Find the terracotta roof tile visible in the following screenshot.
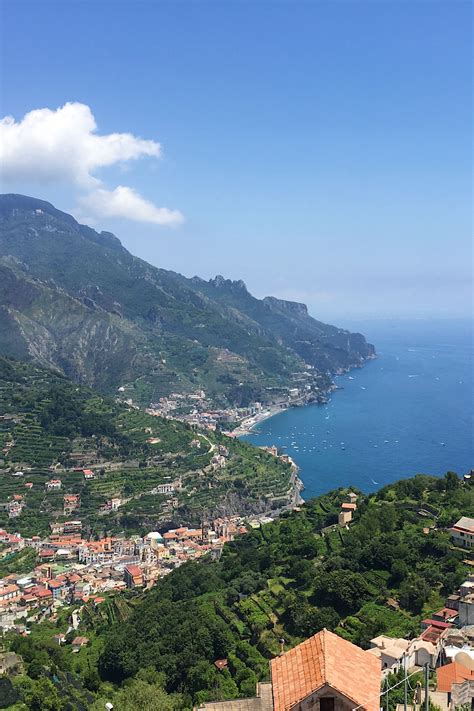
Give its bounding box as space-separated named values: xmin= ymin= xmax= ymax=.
xmin=437 ymin=662 xmax=474 ymax=692
xmin=270 ymin=629 xmax=381 ymax=711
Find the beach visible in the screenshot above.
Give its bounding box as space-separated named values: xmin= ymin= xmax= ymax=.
xmin=230 ymin=404 xmax=289 ymax=437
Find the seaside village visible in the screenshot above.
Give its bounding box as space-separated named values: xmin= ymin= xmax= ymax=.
xmin=137 ymin=379 xmax=327 ymax=434
xmin=0 ymin=482 xmax=473 ymax=709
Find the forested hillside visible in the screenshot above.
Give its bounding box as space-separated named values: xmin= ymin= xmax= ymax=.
xmin=3 ymin=473 xmax=472 ymax=709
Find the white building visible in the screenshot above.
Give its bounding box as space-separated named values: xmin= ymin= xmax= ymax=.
xmin=450 ymin=517 xmax=474 ymax=548
xmin=368 ymin=635 xmax=435 ymax=676
xmin=155 ymin=483 xmax=175 ymax=495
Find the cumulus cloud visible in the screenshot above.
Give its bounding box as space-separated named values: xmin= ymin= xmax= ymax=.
xmin=0 ymin=102 xmax=183 ymax=226
xmin=77 ymin=186 xmax=184 ymax=226
xmin=0 ymin=102 xmax=161 ymax=187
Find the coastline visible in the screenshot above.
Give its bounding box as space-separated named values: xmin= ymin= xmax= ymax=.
xmin=231 ymin=404 xmax=289 ymax=437
xmin=232 ymin=357 xmax=376 ymax=438
xmin=237 ymin=324 xmax=473 ymax=498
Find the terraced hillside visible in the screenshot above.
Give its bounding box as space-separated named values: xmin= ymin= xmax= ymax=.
xmin=58 ymin=474 xmax=474 ymax=708
xmin=0 ymin=358 xmax=296 ymax=536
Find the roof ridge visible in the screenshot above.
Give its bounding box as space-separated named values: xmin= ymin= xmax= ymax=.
xmin=321 ymin=627 xmax=327 ymax=681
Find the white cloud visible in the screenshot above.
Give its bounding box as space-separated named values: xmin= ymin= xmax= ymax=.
xmin=77 ymin=186 xmax=184 ymax=226
xmin=0 ymin=102 xmax=161 ymax=187
xmin=0 ymin=102 xmax=183 ymax=226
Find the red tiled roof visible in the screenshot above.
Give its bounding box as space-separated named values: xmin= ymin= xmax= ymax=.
xmin=437 ymin=662 xmax=474 ymax=692
xmin=433 ymin=608 xmax=458 ymax=619
xmin=270 ymin=629 xmax=381 ymax=711
xmin=420 ymin=626 xmax=442 ymax=644
xmin=72 ymin=636 xmax=89 ymax=646
xmin=422 ymin=619 xmax=452 ymax=629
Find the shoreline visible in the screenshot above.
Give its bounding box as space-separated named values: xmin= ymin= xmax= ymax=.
xmin=231 ymin=404 xmax=290 ymax=437
xmin=232 ymin=359 xmax=375 ymax=438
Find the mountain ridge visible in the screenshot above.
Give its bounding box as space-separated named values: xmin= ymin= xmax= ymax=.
xmin=0 ymin=194 xmax=375 ymax=407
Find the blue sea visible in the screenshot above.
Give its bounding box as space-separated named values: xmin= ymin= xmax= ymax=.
xmin=241 ymin=319 xmax=473 ymax=498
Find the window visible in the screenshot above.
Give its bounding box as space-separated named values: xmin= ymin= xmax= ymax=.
xmin=320 ymin=697 xmax=335 ymax=711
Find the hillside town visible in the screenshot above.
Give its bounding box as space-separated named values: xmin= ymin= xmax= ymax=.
xmin=0 ymin=491 xmax=473 ymax=711
xmin=0 ymin=514 xmax=262 ymax=633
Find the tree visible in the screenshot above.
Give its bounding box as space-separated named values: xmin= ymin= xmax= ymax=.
xmin=313 ymin=570 xmax=372 ymax=615
xmin=84 ymin=668 xmax=101 ymax=692
xmin=399 ymin=574 xmax=430 ymax=614
xmin=390 ymin=559 xmax=408 ymax=585
xmin=27 ymin=659 xmax=45 ymax=680
xmin=289 ymin=559 xmax=315 ymax=587
xmin=92 ymin=680 xmax=184 ymax=711
xmin=445 ymin=471 xmax=460 ymax=492
xmin=22 ymin=678 xmax=64 ymax=711
xmin=380 ymin=506 xmax=397 ymax=533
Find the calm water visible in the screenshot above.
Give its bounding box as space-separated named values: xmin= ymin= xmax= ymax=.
xmin=242 ymin=320 xmax=473 ymax=498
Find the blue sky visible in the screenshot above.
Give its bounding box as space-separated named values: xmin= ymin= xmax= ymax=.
xmin=1 ymin=0 xmax=472 ymax=321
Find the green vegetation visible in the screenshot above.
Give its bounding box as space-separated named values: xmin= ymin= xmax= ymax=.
xmin=0 ymin=357 xmax=295 ymax=537
xmin=0 ymin=194 xmax=373 ymax=407
xmin=0 ymin=548 xmax=37 ymax=578
xmin=2 ymin=473 xmax=471 ymax=709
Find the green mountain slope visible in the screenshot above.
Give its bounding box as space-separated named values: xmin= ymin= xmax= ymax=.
xmin=184 ymin=275 xmax=372 ymax=373
xmin=0 ymin=357 xmax=297 ymax=536
xmin=0 ymin=194 xmax=374 ymax=407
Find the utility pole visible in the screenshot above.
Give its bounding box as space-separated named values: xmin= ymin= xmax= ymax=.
xmin=424 ymin=663 xmax=429 ymax=711
xmin=403 ymin=653 xmax=408 ymax=711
